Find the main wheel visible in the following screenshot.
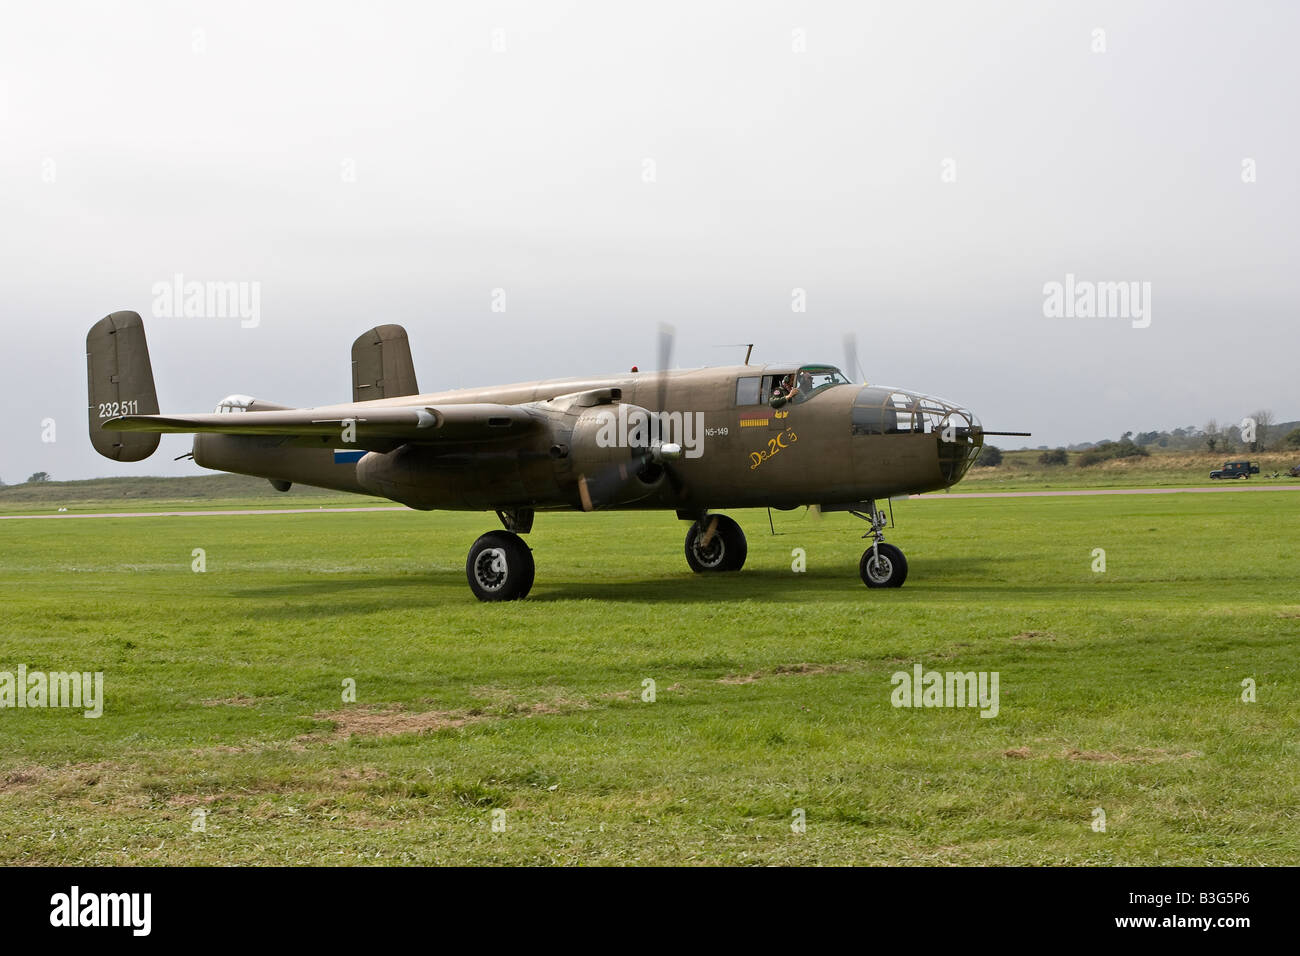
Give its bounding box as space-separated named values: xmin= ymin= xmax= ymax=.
xmin=860 ymin=543 xmax=908 ymax=588
xmin=466 ymin=531 xmax=535 ymax=601
xmin=685 ymin=515 xmax=747 ymax=572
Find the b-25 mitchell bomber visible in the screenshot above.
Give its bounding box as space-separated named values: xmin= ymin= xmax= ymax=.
xmin=88 ymin=312 xmax=1024 ymax=601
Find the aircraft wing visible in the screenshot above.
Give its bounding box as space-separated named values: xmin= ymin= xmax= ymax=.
xmin=102 ymin=403 xmax=537 ymax=446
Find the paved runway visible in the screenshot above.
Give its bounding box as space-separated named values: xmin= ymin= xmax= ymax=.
xmin=0 ymin=506 xmax=407 ymax=521
xmin=911 ymin=484 xmax=1300 ymax=500
xmin=1 ymin=484 xmax=1297 ymax=520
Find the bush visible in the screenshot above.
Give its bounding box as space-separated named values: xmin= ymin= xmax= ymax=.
xmin=975 ymin=444 xmax=1002 ymax=467
xmin=1285 ymin=428 xmax=1300 ymax=449
xmin=1076 ymin=440 xmax=1149 ymax=467
xmin=1076 ymin=449 xmax=1105 ymax=467
xmin=1112 ymin=439 xmax=1150 ymax=459
xmin=1039 ymin=448 xmax=1068 ymax=466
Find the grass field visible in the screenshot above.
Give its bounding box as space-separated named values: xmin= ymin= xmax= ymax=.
xmin=1 ymin=488 xmax=1298 ymax=865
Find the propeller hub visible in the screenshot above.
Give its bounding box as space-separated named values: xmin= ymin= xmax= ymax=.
xmin=653 ymin=442 xmax=683 ymax=462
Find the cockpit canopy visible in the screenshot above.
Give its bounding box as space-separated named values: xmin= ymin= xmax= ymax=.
xmin=214 ymin=394 xmax=256 ymax=413
xmin=737 ymin=365 xmax=853 ymax=408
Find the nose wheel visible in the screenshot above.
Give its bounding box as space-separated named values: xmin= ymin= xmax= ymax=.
xmin=860 ymin=542 xmax=907 ymax=588
xmin=852 ymin=501 xmax=908 ymax=589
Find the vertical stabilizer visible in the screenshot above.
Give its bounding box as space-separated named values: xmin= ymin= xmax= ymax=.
xmin=351 ymin=324 xmax=419 ymax=402
xmin=86 ymin=311 xmax=161 ymax=461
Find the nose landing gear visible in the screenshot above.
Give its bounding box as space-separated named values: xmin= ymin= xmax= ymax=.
xmin=852 ymin=500 xmax=908 ymax=588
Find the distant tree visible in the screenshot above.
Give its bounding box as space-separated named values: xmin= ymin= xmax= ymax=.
xmin=27 ymin=472 xmax=51 ymax=483
xmin=1135 ymin=431 xmax=1162 ymax=446
xmin=975 ymin=444 xmax=1003 ymax=467
xmin=1039 ymin=448 xmax=1068 ymax=466
xmin=1284 ymin=427 xmax=1300 ymax=449
xmin=1204 ymin=419 xmax=1219 ymax=453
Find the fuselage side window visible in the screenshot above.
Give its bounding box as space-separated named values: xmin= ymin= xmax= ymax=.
xmin=735 ymin=376 xmax=761 ymax=406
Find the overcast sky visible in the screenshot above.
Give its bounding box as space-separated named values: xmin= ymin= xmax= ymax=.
xmin=3 ymin=0 xmax=1297 ymax=482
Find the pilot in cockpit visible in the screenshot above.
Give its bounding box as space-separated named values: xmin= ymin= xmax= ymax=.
xmin=769 ymin=374 xmax=799 ymax=408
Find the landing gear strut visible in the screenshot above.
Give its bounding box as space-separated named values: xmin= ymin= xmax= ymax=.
xmin=853 ymin=500 xmax=908 ymax=588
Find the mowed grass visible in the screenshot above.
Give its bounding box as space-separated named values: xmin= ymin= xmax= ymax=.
xmin=0 ymin=491 xmax=1297 ymax=865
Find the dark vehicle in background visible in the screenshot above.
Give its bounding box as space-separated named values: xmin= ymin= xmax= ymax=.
xmin=1210 ymin=460 xmax=1260 ymax=479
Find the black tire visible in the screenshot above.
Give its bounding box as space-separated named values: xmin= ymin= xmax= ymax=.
xmin=465 ymin=531 xmax=535 ymax=601
xmin=860 ymin=543 xmax=908 ymax=588
xmin=685 ymin=515 xmax=747 ymax=572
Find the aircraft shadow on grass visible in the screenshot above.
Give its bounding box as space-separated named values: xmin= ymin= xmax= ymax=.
xmin=229 ymin=555 xmax=1037 ymax=610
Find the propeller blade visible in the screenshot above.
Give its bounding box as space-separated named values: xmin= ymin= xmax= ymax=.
xmin=657 ymin=323 xmax=674 ymax=374
xmin=655 ymin=322 xmax=675 ymax=416
xmin=843 ymin=333 xmax=865 ymax=384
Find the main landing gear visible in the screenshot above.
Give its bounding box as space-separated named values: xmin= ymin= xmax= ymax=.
xmin=465 ymin=509 xmax=536 ymax=602
xmin=684 ymin=514 xmax=748 ymax=572
xmin=853 ymin=500 xmax=908 ymax=589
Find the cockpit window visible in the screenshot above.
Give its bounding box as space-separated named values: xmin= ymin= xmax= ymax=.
xmin=798 ymin=366 xmax=851 ymax=397
xmin=765 ymin=366 xmax=850 ymax=407
xmin=214 ymin=394 xmax=255 ymax=413
xmin=735 ymin=376 xmax=761 ymax=406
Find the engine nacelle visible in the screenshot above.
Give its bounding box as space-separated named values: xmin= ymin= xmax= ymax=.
xmin=561 ymin=403 xmax=667 ymax=510
xmin=353 ymin=391 xmax=673 ymax=512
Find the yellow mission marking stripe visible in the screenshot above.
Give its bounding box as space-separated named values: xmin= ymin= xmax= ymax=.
xmin=739 ymin=418 xmax=770 ymax=427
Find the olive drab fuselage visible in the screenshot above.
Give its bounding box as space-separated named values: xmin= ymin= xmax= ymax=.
xmin=192 ymin=364 xmax=984 ymax=512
